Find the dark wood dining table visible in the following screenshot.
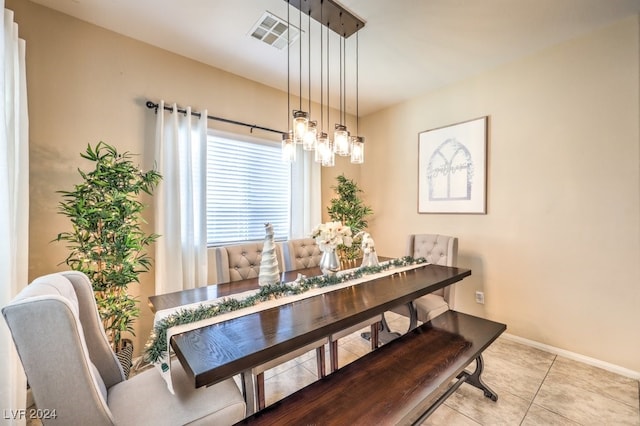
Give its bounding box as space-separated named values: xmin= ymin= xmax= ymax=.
xmin=148 ymin=261 xmax=471 ymax=413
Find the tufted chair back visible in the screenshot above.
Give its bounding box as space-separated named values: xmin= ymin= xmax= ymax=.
xmin=213 ymin=242 xmax=283 ymax=283
xmin=282 ymin=238 xmax=322 ymax=271
xmin=406 ymin=234 xmax=458 ymax=306
xmin=3 ymin=271 xmax=125 ymax=425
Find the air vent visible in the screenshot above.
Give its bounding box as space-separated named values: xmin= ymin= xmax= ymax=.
xmin=249 ymin=11 xmax=300 ymax=50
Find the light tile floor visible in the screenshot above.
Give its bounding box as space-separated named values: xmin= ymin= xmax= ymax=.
xmin=257 ymin=312 xmax=640 ymax=425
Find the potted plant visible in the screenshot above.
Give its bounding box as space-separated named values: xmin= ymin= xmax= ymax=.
xmin=56 ymin=142 xmax=161 ymax=371
xmin=327 ymin=174 xmax=373 ymax=261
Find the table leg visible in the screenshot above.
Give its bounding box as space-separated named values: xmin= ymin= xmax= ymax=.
xmin=361 ymin=302 xmax=417 ymax=344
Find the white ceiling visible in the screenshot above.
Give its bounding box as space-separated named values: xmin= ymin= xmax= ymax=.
xmin=30 ymin=0 xmax=640 ymax=116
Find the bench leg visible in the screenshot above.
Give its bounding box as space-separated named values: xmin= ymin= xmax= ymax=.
xmin=458 ymin=355 xmax=498 ymax=402
xmin=414 ymin=354 xmax=498 ymax=424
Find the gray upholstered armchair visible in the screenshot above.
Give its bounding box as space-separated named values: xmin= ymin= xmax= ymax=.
xmin=2 ymin=271 xmax=246 ymax=425
xmin=387 ymin=234 xmax=459 ymax=332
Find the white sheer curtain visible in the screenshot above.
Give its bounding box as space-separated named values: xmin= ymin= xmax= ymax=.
xmin=154 ymin=101 xmax=208 ymax=295
xmin=0 ymin=5 xmax=28 ymax=425
xmin=290 ymin=146 xmax=321 ymax=238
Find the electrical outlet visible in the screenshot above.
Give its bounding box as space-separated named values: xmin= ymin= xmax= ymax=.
xmin=475 ymin=291 xmax=485 ymax=304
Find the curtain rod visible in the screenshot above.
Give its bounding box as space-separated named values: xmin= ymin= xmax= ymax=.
xmin=145 ymin=101 xmax=285 ymax=136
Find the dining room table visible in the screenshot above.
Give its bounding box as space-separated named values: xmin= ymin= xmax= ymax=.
xmin=147 ymin=259 xmax=472 ymax=413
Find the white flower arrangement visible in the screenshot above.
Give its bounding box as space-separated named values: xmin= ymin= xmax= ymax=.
xmin=311 ymin=221 xmax=353 ymax=252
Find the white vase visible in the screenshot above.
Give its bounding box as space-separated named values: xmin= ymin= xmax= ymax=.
xmin=319 ymin=249 xmax=340 ymax=276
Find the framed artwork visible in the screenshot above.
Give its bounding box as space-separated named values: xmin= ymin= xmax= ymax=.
xmin=418 ymin=116 xmax=487 ymax=214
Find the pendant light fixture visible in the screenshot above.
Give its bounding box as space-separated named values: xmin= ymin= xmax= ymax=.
xmin=333 ymin=36 xmax=350 ymax=156
xmin=323 ymin=11 xmax=335 ymax=167
xmin=350 ymin=31 xmax=364 ymax=164
xmin=292 ymin=3 xmax=308 ymax=143
xmin=282 ymin=2 xmax=296 ymax=162
xmin=302 ymin=10 xmax=317 ymax=151
xmin=282 ymin=0 xmax=365 ymax=166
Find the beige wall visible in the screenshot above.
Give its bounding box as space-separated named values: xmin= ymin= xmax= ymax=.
xmin=359 ymin=16 xmax=640 ymax=373
xmin=8 ymin=0 xmax=346 ymax=354
xmin=9 ymin=0 xmax=639 ymax=373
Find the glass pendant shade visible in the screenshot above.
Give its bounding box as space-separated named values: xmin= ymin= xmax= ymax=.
xmin=281 ymin=131 xmax=296 ymax=162
xmin=315 ymin=132 xmax=329 ymax=163
xmin=350 ymin=136 xmax=364 ymax=164
xmin=303 ymin=121 xmax=317 ymax=151
xmin=292 ymin=110 xmax=309 ymax=144
xmin=322 ymin=139 xmax=335 ymax=167
xmin=333 ymin=124 xmax=350 ymax=156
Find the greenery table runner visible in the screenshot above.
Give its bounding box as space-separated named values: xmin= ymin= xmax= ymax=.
xmin=145 ymin=256 xmax=427 ymax=393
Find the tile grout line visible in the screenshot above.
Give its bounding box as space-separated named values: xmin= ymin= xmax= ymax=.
xmin=518 ymin=354 xmax=557 ymax=426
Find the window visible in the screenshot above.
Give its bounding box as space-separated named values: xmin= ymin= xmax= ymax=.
xmin=206 ymin=132 xmax=291 ymax=246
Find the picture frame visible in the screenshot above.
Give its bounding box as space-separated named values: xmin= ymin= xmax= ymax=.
xmin=418 ymin=116 xmax=487 ymax=214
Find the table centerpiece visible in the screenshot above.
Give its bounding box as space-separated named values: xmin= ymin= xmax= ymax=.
xmin=311 ymin=221 xmax=353 ymax=275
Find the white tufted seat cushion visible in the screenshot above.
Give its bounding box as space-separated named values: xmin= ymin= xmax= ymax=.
xmin=283 ymin=238 xmax=322 ymax=271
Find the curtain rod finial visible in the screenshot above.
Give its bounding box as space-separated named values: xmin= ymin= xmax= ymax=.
xmin=146 ymin=101 xmax=158 ymax=113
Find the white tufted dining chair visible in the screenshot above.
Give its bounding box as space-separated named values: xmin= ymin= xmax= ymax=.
xmin=211 ymin=241 xmax=326 ymax=413
xmin=387 ymin=234 xmax=458 ymax=332
xmin=282 ymin=238 xmax=322 ymax=270
xmin=282 ymin=237 xmax=380 ymax=372
xmin=212 ymin=241 xmax=284 ymax=284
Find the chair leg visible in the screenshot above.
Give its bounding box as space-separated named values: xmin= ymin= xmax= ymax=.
xmin=316 ymin=346 xmax=326 ymax=378
xmin=241 ymin=371 xmax=257 ymax=415
xmin=329 ymin=340 xmax=339 ymax=373
xmin=370 ymin=322 xmax=380 ymax=350
xmin=255 ymin=372 xmax=266 ymax=411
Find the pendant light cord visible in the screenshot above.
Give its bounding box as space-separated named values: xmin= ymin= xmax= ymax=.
xmin=299 ymin=5 xmax=302 ymax=111
xmin=287 ymin=1 xmax=290 ymax=132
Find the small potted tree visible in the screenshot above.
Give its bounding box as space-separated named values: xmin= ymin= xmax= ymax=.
xmin=56 ymin=142 xmax=161 ymax=375
xmin=327 ymin=174 xmax=373 ymax=261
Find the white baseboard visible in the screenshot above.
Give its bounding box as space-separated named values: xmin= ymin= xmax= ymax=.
xmin=502 ymin=333 xmax=640 ymax=380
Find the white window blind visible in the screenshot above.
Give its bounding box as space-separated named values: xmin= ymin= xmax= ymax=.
xmin=206 ymin=133 xmax=291 ymax=246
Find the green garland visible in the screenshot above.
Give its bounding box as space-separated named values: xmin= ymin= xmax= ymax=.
xmin=144 ymin=256 xmax=426 ymax=367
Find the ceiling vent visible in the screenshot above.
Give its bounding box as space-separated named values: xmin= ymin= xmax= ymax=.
xmin=249 ymin=11 xmax=300 ymax=50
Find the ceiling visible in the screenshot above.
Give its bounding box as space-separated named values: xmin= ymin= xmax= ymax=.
xmin=30 ymin=0 xmax=640 ymax=116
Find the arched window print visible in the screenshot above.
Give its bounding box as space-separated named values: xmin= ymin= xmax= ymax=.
xmin=427 ymin=138 xmax=474 ymax=201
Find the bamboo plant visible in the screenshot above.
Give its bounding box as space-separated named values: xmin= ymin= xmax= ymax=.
xmin=56 ymin=142 xmax=161 ymax=352
xmin=327 ymin=174 xmax=373 ymax=261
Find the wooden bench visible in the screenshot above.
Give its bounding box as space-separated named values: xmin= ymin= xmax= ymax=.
xmin=235 ymin=310 xmax=506 ymax=425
